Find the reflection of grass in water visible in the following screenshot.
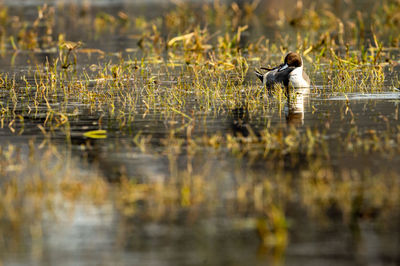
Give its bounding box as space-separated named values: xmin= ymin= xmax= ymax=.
xmin=1 ymin=125 xmax=400 ymax=254
xmin=0 ymin=142 xmax=108 ymax=252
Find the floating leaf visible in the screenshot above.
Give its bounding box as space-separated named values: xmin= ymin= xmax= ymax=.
xmin=83 ymin=130 xmax=107 ymax=139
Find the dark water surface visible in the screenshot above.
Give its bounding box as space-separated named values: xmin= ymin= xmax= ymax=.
xmin=0 ymin=1 xmax=400 ymax=266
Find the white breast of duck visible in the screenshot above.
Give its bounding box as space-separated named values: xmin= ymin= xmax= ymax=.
xmin=289 ymin=66 xmax=309 ymax=88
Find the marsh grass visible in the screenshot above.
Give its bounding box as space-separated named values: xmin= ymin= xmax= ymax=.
xmin=0 ymin=0 xmax=400 ymax=260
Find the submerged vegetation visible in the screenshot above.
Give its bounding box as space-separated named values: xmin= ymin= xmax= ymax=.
xmin=0 ymin=0 xmax=400 ymax=265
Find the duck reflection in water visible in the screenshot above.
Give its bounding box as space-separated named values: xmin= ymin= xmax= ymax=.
xmin=231 ymin=89 xmax=308 ymax=138
xmin=285 ymin=88 xmax=308 ymax=126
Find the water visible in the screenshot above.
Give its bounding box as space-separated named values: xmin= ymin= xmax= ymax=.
xmin=0 ymin=1 xmax=400 ymax=265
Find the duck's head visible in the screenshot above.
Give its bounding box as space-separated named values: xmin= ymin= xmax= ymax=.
xmin=279 ymin=52 xmax=302 ymax=71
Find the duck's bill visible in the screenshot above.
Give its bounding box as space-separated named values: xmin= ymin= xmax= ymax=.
xmin=278 ymin=63 xmax=288 ymax=71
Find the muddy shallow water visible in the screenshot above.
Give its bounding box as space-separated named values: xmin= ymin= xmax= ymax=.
xmin=0 ymin=1 xmax=400 ymax=266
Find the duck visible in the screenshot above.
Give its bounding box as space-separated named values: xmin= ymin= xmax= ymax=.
xmin=255 ymin=52 xmax=310 ymax=90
